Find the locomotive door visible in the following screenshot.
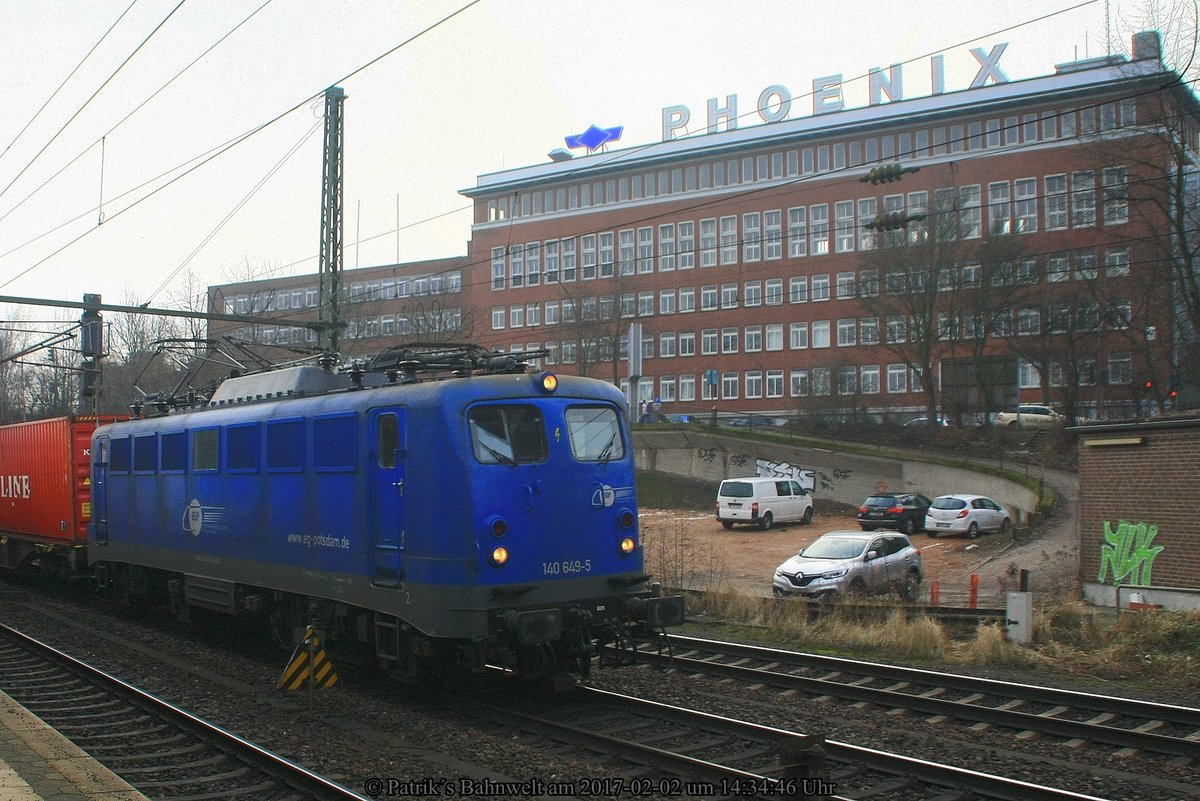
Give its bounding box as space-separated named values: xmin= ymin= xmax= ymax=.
xmin=92 ymin=436 xmax=109 ymax=544
xmin=368 ymin=409 xmax=406 ymax=588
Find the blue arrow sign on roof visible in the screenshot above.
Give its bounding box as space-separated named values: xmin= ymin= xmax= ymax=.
xmin=565 ymin=124 xmax=624 ymax=151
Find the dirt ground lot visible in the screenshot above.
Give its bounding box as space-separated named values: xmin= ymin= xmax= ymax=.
xmin=639 ymin=497 xmax=1079 ymax=606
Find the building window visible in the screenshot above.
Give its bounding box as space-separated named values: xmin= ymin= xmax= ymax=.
xmin=679 ymin=331 xmax=696 ymax=356
xmin=659 ymin=376 xmax=676 ymax=402
xmin=1017 ymin=360 xmax=1041 ymax=389
xmin=701 ymin=328 xmax=718 ymax=355
xmin=789 ymin=276 xmax=808 ymax=303
xmin=491 ymin=307 xmax=505 ymax=330
xmin=765 ymin=278 xmax=783 ymax=305
xmin=638 ymin=291 xmax=654 ymax=316
xmin=1107 ymin=353 xmax=1132 ymax=385
xmin=637 ymin=227 xmax=654 ymax=273
xmin=765 ymin=210 xmax=783 ymax=260
xmin=959 ymin=184 xmax=982 ymax=238
xmin=790 ymin=369 xmax=809 ymax=397
xmin=582 ymin=234 xmax=597 ymax=279
xmin=1071 ymin=170 xmax=1096 ymax=227
xmin=765 ymin=323 xmax=783 ymax=351
xmin=789 ymin=322 xmax=808 ymax=349
xmin=857 ymin=197 xmax=877 ymax=251
xmin=742 ymin=212 xmax=761 ymax=262
xmin=887 ymin=363 xmax=907 ymax=393
xmin=813 ymin=367 xmax=831 ymax=396
xmin=660 ymin=332 xmax=676 ymax=358
xmin=860 ymin=317 xmax=879 ymax=345
xmin=721 ymin=283 xmax=738 ymax=309
xmin=1014 ymin=178 xmax=1037 ymax=233
xmin=766 ymin=369 xmax=784 ymax=398
xmin=988 ymin=181 xmax=1011 ymax=235
xmin=701 ymin=284 xmax=718 ymax=311
xmin=509 ymin=305 xmax=524 ymax=328
xmin=618 ymin=229 xmax=635 ymax=276
xmin=659 ymin=289 xmax=676 ymax=315
xmin=810 ymin=275 xmax=831 ymax=303
xmin=838 ymin=366 xmax=857 ymax=395
xmin=1017 ymin=308 xmax=1040 ymax=335
xmin=836 ymin=271 xmax=856 ymax=299
xmin=721 ymin=372 xmax=739 ymax=400
xmin=861 ymin=365 xmax=880 ymax=394
xmin=1103 ymin=167 xmax=1128 ymax=225
xmin=743 ymin=281 xmax=763 ymax=307
xmin=837 ymin=318 xmax=857 ymax=346
xmin=835 ymin=201 xmax=855 ymax=252
xmin=700 ymin=218 xmax=717 ymax=267
xmin=745 ymin=371 xmax=763 ymax=399
xmin=810 ymin=204 xmax=829 ymax=255
xmin=1047 ymin=253 xmax=1069 ymax=282
xmin=679 ymin=374 xmax=696 ymax=401
xmin=719 ymin=216 xmax=738 ymax=265
xmin=599 ymin=231 xmax=615 ymax=277
xmin=812 ymin=320 xmax=831 ymax=349
xmin=858 ymin=270 xmax=878 ymax=297
xmin=1106 ymin=246 xmax=1130 ymax=278
xmin=744 ymin=325 xmax=762 ymax=352
xmin=679 ymin=286 xmax=696 ymax=312
xmin=721 ymin=327 xmax=738 ymax=353
xmin=788 ymin=207 xmax=807 ymax=257
xmin=658 ymin=224 xmax=676 ymax=272
xmin=1074 ymin=250 xmax=1098 ymax=281
xmin=678 ymin=221 xmax=695 ymax=269
xmin=1045 ymin=174 xmax=1068 ymax=230
xmin=886 ymin=315 xmax=906 ymax=343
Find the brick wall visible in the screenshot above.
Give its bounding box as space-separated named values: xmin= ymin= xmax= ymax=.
xmin=1079 ymin=421 xmax=1200 ymax=591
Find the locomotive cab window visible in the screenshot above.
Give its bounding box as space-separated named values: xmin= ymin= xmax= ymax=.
xmin=469 ymin=405 xmax=548 ymax=465
xmin=192 ymin=428 xmax=219 ymax=472
xmin=565 ymin=406 xmax=624 ymax=462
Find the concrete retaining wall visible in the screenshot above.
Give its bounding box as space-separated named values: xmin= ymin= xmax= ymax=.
xmin=633 ymin=428 xmax=1040 ymax=523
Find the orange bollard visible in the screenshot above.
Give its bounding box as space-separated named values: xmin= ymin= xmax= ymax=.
xmin=930 ymin=581 xmax=940 ymax=607
xmin=969 ymin=573 xmax=979 ymax=609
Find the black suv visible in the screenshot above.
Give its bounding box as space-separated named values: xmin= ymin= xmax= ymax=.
xmin=858 ymin=493 xmax=932 ymax=536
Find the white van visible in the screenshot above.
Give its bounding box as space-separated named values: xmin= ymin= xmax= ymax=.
xmin=716 ymin=477 xmax=814 ymax=531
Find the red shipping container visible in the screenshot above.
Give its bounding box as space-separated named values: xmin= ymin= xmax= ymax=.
xmin=0 ymin=416 xmax=123 ymax=571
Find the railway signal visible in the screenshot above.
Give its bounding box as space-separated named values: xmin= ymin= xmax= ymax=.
xmin=860 ymin=163 xmax=919 ymax=184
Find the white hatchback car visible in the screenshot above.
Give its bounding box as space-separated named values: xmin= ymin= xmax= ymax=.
xmin=994 ymin=405 xmax=1063 ymax=428
xmin=924 ymin=494 xmax=1012 ymax=538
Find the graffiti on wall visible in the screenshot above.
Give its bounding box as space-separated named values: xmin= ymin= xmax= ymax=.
xmin=1097 ymin=519 xmax=1165 ymax=586
xmin=754 ymin=459 xmax=817 ymax=492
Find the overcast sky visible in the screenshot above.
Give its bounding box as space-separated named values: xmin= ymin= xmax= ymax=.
xmin=0 ymin=0 xmax=1162 ymax=322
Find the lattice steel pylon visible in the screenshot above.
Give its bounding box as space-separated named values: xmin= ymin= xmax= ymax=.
xmin=318 ymin=86 xmax=345 ymax=355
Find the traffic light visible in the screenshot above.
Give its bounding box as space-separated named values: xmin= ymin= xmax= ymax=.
xmin=860 ymin=163 xmax=919 ymax=184
xmin=1143 ymin=378 xmax=1153 ymax=391
xmin=865 ymin=211 xmax=927 ymax=231
xmin=1168 ymin=374 xmax=1179 ymax=399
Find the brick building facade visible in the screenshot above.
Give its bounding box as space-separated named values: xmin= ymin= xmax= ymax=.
xmin=1077 ymin=417 xmax=1200 ymax=610
xmin=461 ymin=32 xmax=1196 ymax=423
xmin=206 ymin=32 xmax=1198 ymax=425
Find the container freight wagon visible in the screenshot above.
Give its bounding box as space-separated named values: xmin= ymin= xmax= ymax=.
xmin=0 ymin=416 xmax=123 ymax=575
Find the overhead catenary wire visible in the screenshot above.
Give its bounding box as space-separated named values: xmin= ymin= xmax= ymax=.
xmin=0 ymin=1 xmax=187 ymax=208
xmin=0 ymin=0 xmax=276 ymax=228
xmin=0 ymin=0 xmax=136 ymax=165
xmin=0 ymin=0 xmax=484 ymax=293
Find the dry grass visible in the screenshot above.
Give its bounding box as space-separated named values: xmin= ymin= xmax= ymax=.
xmin=682 ymin=584 xmax=1200 ymax=693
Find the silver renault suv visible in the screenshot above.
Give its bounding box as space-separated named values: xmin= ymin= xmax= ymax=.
xmin=773 ymin=530 xmax=923 ymax=602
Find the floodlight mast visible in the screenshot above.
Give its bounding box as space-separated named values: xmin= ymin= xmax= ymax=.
xmin=318 ymin=86 xmax=345 ymax=356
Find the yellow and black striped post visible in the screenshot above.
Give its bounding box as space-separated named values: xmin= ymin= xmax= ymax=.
xmin=277 ymin=625 xmax=340 ymax=692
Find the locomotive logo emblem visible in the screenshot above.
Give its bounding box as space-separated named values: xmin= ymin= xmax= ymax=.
xmin=591 ymin=484 xmax=616 ymax=508
xmin=182 ymin=500 xmax=225 ymax=537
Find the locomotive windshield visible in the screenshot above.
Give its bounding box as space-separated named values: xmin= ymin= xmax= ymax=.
xmin=469 ymin=405 xmax=548 ymax=465
xmin=565 ymin=406 xmax=624 ymax=462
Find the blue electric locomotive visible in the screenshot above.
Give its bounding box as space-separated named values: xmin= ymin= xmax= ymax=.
xmin=87 ymin=351 xmax=683 ymax=679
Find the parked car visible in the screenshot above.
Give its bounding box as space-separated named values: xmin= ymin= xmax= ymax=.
xmin=994 ymin=404 xmax=1063 ymax=428
xmin=924 ymin=494 xmax=1012 ymax=538
xmin=728 ymin=414 xmax=781 ymax=428
xmin=716 ymin=476 xmax=813 ymax=530
xmin=858 ymin=493 xmax=932 ymax=536
xmin=773 ymin=530 xmax=923 ymax=601
xmin=903 ymin=415 xmax=949 ymax=428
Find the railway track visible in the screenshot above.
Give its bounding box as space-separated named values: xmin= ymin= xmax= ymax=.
xmin=627 ymin=634 xmax=1200 ymax=759
xmin=0 ymin=622 xmax=366 ymax=801
xmin=460 ymin=684 xmax=1109 ymax=801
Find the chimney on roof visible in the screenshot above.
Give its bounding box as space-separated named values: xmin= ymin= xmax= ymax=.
xmin=1132 ymin=30 xmax=1162 ymax=64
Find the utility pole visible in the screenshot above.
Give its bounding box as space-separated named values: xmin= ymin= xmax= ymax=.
xmin=78 ymin=293 xmax=103 ymax=414
xmin=318 ymin=86 xmax=345 ymax=355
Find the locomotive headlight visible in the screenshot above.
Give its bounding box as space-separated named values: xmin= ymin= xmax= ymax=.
xmin=489 ymin=546 xmax=509 ymax=566
xmin=486 ymin=514 xmax=507 ymax=537
xmin=536 ymin=371 xmax=558 ymax=393
xmin=618 ymin=509 xmax=635 ymax=529
xmin=619 ymin=536 xmax=636 ymax=555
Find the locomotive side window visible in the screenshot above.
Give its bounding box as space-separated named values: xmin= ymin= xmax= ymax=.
xmin=565 ymin=406 xmax=624 ymax=462
xmin=192 ymin=428 xmax=219 ymax=472
xmin=266 ymin=419 xmax=304 ymax=471
xmin=313 ymin=413 xmax=357 ymax=470
xmin=133 ymin=435 xmax=158 ymax=473
xmin=227 ymin=424 xmax=260 ymax=471
xmin=110 ymin=437 xmax=131 ymax=473
xmin=377 ymin=413 xmax=398 ymax=468
xmin=469 ymin=405 xmax=548 ymax=465
xmin=161 ymin=432 xmax=186 ymax=473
